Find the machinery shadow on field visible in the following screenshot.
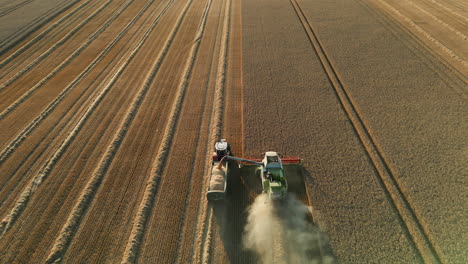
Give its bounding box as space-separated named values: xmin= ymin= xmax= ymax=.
xmin=211 ymin=164 xmax=337 ymax=263
xmin=211 ymin=163 xmax=257 ymax=263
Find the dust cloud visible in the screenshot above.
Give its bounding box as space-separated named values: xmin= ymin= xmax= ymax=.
xmin=243 ymin=194 xmax=335 ymax=264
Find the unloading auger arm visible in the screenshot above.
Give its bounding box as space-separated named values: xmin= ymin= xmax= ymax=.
xmin=217 ymin=155 xmax=263 ymax=169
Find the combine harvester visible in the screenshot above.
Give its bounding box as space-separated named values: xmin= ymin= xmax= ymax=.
xmin=207 ymin=139 xmax=302 ymax=201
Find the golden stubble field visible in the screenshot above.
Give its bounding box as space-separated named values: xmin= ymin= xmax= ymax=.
xmin=0 ymin=0 xmax=466 ymax=263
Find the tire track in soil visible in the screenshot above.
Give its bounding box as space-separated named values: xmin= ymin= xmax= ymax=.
xmin=192 ymin=0 xmax=231 ymax=262
xmin=0 ymin=0 xmax=155 ymax=166
xmin=67 ymin=0 xmax=198 ymax=260
xmin=423 ymin=0 xmax=468 ymax=23
xmin=207 ymin=0 xmax=246 ymax=261
xmin=119 ymin=0 xmax=213 ymax=262
xmin=368 ymin=0 xmax=467 ymax=78
xmin=0 ymin=1 xmax=138 ymax=119
xmin=404 ymin=0 xmax=467 ymax=41
xmin=357 ymin=0 xmax=466 ymax=101
xmin=173 ymin=0 xmax=224 ymax=261
xmin=0 ymin=0 xmax=37 ymax=17
xmin=0 ymin=0 xmax=93 ymax=73
xmin=290 ymin=0 xmax=443 ymax=262
xmin=43 ymin=1 xmax=180 ymax=261
xmin=0 ymin=0 xmax=116 ymax=93
xmin=0 ymin=0 xmax=83 ymax=55
xmin=0 ymin=0 xmax=173 ymax=212
xmin=0 ymin=0 xmax=183 ymax=261
xmin=0 ymin=0 xmax=130 ymax=118
xmin=0 ymin=0 xmax=172 ymax=238
xmin=0 ymin=0 xmax=19 ymax=9
xmin=0 ymin=0 xmax=157 ymax=206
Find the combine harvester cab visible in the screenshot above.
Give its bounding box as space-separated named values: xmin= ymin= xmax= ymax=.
xmin=261 ymin=152 xmax=302 ymax=200
xmin=207 ymin=139 xmax=230 ymax=201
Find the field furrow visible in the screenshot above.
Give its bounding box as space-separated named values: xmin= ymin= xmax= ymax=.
xmin=56 ymin=0 xmax=212 ymax=262
xmin=0 ymin=0 xmax=37 ymax=18
xmin=0 ymin=0 xmax=158 ymax=166
xmin=366 ymin=0 xmax=467 ymax=78
xmin=0 ymin=0 xmax=163 ymax=210
xmin=0 ymin=0 xmax=82 ymax=54
xmin=0 ymin=0 xmax=188 ymax=261
xmin=0 ymin=0 xmax=118 ymax=89
xmin=297 ymin=0 xmax=467 ymax=261
xmin=0 ymin=0 xmax=95 ymax=68
xmin=289 ymin=0 xmax=442 ymax=262
xmin=0 ymin=0 xmax=138 ymax=121
xmin=133 ymin=0 xmax=226 ymax=262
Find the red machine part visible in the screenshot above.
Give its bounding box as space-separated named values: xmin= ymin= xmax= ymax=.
xmin=237 ymin=157 xmax=302 ymax=165
xmin=281 ymin=156 xmax=302 ymax=164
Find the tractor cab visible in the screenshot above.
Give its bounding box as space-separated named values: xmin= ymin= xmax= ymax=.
xmin=213 ymin=139 xmax=230 ymax=161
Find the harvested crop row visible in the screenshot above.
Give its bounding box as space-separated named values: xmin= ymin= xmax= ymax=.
xmin=367 ymin=0 xmax=467 ymax=77
xmin=0 ymin=0 xmax=118 ymax=92
xmin=44 ymin=0 xmax=179 ymax=262
xmin=0 ymin=0 xmax=92 ymax=68
xmin=356 ymin=0 xmax=467 ymax=98
xmin=0 ymin=0 xmax=41 ymax=18
xmin=0 ymin=0 xmax=168 ymax=203
xmin=0 ymin=24 xmax=142 ymax=238
xmin=192 ymin=0 xmax=231 ymax=262
xmin=423 ymin=0 xmax=468 ymax=23
xmin=0 ymin=0 xmax=157 ymax=165
xmin=119 ymin=0 xmax=209 ymax=260
xmin=0 ymin=0 xmax=156 ymax=152
xmin=289 ymin=0 xmax=442 ymax=262
xmin=0 ymin=0 xmax=83 ymax=55
xmin=405 ymin=0 xmax=467 ymax=40
xmin=51 ymin=0 xmax=220 ymax=262
xmin=0 ymin=0 xmax=190 ymax=261
xmin=206 ymin=0 xmax=246 ymax=261
xmin=0 ymin=0 xmax=136 ymax=118
xmin=171 ymin=0 xmax=226 ymax=261
xmin=132 ymin=0 xmax=232 ymax=262
xmin=0 ymin=0 xmax=172 ymax=239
